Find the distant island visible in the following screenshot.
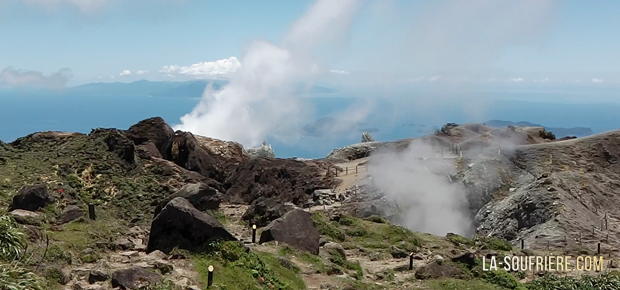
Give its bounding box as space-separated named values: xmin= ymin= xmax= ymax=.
xmin=484 ymin=120 xmax=594 ymax=138
xmin=63 ymin=79 xmax=336 ymax=98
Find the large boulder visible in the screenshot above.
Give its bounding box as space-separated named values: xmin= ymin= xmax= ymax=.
xmin=154 ymin=183 xmax=223 ymax=216
xmin=58 ymin=205 xmax=84 ymax=224
xmin=225 ymin=157 xmax=336 ymax=206
xmin=9 ymin=209 xmax=44 ymax=225
xmin=241 ymin=197 xmax=294 ymax=227
xmin=165 ymin=131 xmax=225 ymax=181
xmin=111 ymin=267 xmax=162 ymax=289
xmin=125 ymin=117 xmax=174 ymax=158
xmin=10 ymin=184 xmax=53 ymax=211
xmin=259 ymin=209 xmax=320 ymax=255
xmin=147 ymin=197 xmax=236 ymax=253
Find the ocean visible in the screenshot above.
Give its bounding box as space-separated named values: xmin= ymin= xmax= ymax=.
xmin=2 ymin=90 xmax=620 ymax=158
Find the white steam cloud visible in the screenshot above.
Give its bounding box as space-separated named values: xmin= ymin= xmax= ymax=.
xmin=369 ymin=140 xmax=473 ymax=236
xmin=174 ymin=0 xmax=360 ymax=146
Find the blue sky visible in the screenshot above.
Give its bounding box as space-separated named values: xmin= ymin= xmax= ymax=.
xmin=1 ymin=0 xmax=619 ymax=88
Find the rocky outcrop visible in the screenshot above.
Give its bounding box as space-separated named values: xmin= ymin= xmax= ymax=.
xmin=147 ymin=197 xmax=236 ymax=253
xmin=241 ymin=197 xmax=294 ymax=227
xmin=10 ymin=184 xmax=53 ymax=211
xmin=166 ymin=131 xmax=225 ymax=181
xmin=259 ymin=209 xmax=320 ymax=255
xmin=361 ymin=132 xmax=375 ymax=143
xmin=154 ymin=183 xmax=223 ymax=216
xmin=9 ymin=209 xmax=44 ymax=225
xmin=100 ymin=128 xmax=136 ymax=166
xmin=246 ymin=141 xmax=276 ymax=158
xmin=58 ymin=205 xmax=84 ymax=224
xmin=111 ymin=267 xmax=162 ymax=289
xmin=125 ymin=117 xmax=174 ymax=158
xmin=225 ymin=157 xmax=335 ymax=206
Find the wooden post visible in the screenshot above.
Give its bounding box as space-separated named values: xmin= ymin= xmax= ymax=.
xmin=252 ymin=225 xmax=257 ymax=244
xmin=593 ymin=225 xmax=595 ymax=235
xmin=521 ymin=239 xmax=524 ymax=250
xmin=207 ymin=265 xmax=214 ymax=288
xmin=88 ymin=204 xmax=96 ymax=221
xmin=345 ymin=167 xmax=348 ymax=175
xmin=409 ymin=253 xmax=414 ymax=270
xmin=598 ymin=243 xmax=601 ymax=255
xmin=607 ymin=233 xmax=609 ymax=243
xmin=579 ymin=232 xmax=582 ymax=243
xmin=356 ymin=165 xmax=358 ymax=174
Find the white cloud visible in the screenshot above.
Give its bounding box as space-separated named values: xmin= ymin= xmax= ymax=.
xmin=427 ymin=75 xmax=441 ymax=81
xmin=136 ymin=70 xmax=149 ymax=75
xmin=0 ymin=66 xmax=71 ymax=89
xmin=511 ymin=77 xmax=524 ymax=82
xmin=160 ymin=57 xmax=241 ymax=79
xmin=592 ymin=78 xmax=604 ymax=83
xmin=119 ymin=70 xmax=132 ymax=76
xmin=110 ymin=76 xmax=115 ymax=79
xmin=329 ymin=69 xmax=350 ymax=75
xmin=97 ymin=76 xmax=102 ymax=79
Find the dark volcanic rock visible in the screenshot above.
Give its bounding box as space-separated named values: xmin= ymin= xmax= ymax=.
xmin=111 ymin=267 xmax=162 ymax=289
xmin=147 ymin=197 xmax=236 ymax=253
xmin=225 ymin=157 xmax=335 ymax=206
xmin=242 ymin=197 xmax=294 ymax=227
xmin=136 ymin=141 xmax=162 ymax=159
xmin=154 ymin=183 xmax=223 ymax=216
xmin=415 ymin=260 xmax=467 ymax=280
xmin=99 ymin=128 xmax=136 ymax=165
xmin=58 ymin=205 xmax=84 ymax=224
xmin=10 ymin=184 xmax=53 ymax=211
xmin=259 ymin=209 xmax=320 ymax=255
xmin=165 ymin=131 xmax=224 ymax=181
xmin=88 ymin=270 xmax=110 ymax=284
xmin=126 ymin=117 xmax=174 ymax=158
xmin=440 ymin=123 xmax=459 ymax=135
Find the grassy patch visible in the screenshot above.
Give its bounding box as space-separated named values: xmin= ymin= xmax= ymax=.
xmin=425 ymin=278 xmax=505 ymax=290
xmin=478 ymin=237 xmax=513 ymax=251
xmin=311 ymin=212 xmax=345 ymax=242
xmin=193 ymin=241 xmax=306 ymax=290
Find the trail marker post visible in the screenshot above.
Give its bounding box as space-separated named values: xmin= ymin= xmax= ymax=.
xmin=252 ymin=225 xmax=257 ymax=243
xmin=207 ymin=265 xmax=214 ymax=288
xmin=88 ymin=204 xmax=96 ymax=221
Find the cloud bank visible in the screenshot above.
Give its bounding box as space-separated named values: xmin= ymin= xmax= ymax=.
xmin=160 ymin=57 xmax=241 ymax=79
xmin=174 ymin=0 xmax=360 ymax=146
xmin=0 ymin=67 xmax=71 ymax=89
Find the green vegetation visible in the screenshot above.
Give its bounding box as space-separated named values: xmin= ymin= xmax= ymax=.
xmin=0 ymin=214 xmax=25 ymax=261
xmin=446 ymin=233 xmax=474 ymax=246
xmin=425 ymin=278 xmax=505 ymax=290
xmin=193 ymin=240 xmax=306 ymax=290
xmin=312 ymin=212 xmax=422 ymax=254
xmin=0 ymin=213 xmax=46 ymax=290
xmin=478 ymin=237 xmax=513 ymax=251
xmin=526 ymin=273 xmax=620 ymax=290
xmin=312 ymin=212 xmax=345 ymax=242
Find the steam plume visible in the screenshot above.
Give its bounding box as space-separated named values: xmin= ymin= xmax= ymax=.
xmin=174 ymin=0 xmax=359 ymax=146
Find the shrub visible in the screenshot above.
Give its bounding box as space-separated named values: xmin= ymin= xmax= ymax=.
xmin=0 ymin=214 xmax=26 ymax=261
